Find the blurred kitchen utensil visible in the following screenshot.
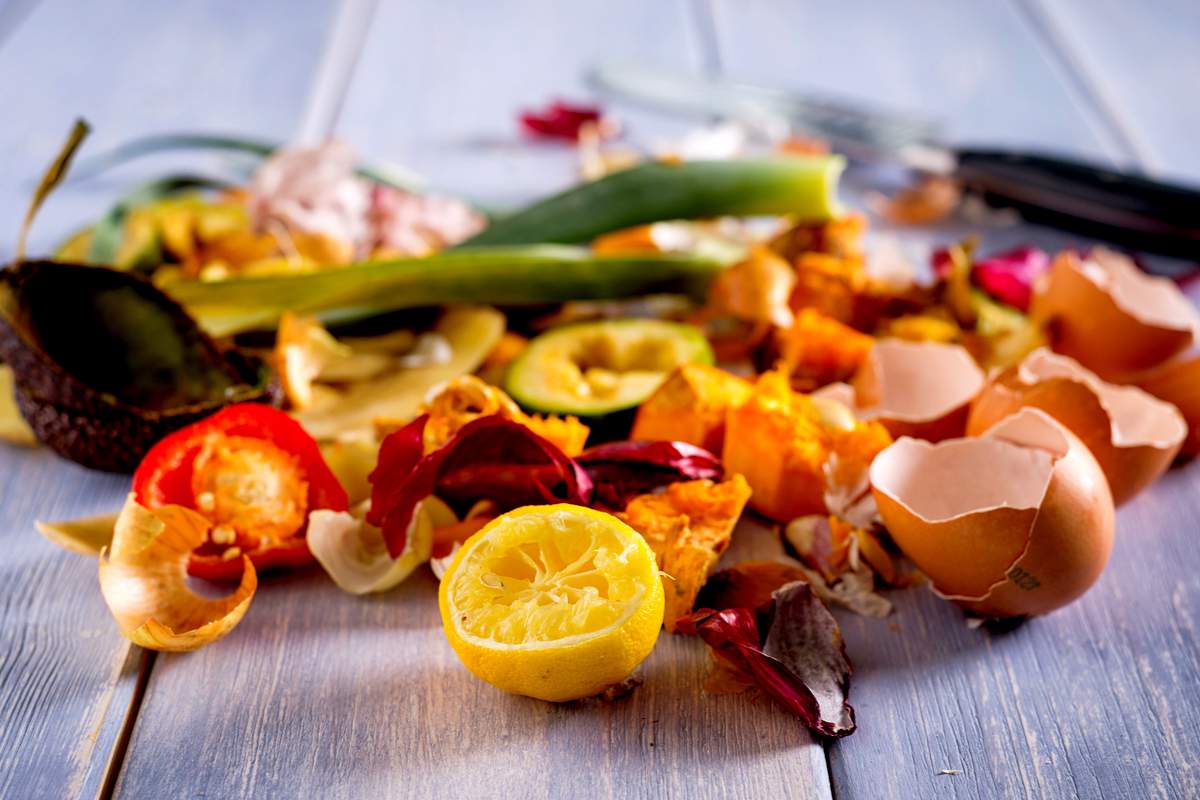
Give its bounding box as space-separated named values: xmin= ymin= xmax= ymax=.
xmin=590 ymin=64 xmax=1200 ymax=265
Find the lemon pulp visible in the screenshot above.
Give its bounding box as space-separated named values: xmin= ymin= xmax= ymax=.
xmin=439 ymin=504 xmax=664 ymax=701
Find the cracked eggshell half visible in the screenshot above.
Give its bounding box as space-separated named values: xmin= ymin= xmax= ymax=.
xmin=813 ymin=339 xmax=985 ymax=442
xmin=1030 ymin=248 xmax=1198 ymax=377
xmin=967 ymin=348 xmax=1187 ymax=505
xmin=870 ymin=408 xmax=1114 ymax=618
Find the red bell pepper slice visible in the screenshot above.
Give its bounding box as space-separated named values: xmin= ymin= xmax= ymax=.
xmin=133 ymin=404 xmax=348 ymax=581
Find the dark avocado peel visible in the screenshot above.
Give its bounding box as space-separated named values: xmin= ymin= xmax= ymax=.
xmin=0 ymin=261 xmax=275 ymax=472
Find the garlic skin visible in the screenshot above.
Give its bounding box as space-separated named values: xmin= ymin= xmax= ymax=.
xmin=871 ymin=408 xmax=1114 ymax=618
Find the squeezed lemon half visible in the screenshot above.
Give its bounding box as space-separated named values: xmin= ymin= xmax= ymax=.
xmin=438 ymin=504 xmax=664 ymax=702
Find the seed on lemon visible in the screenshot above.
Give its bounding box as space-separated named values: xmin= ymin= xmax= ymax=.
xmin=438 ymin=504 xmax=665 ymax=702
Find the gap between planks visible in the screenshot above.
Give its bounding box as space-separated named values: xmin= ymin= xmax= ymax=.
xmin=86 ymin=2 xmax=383 ymax=791
xmin=296 ymin=0 xmax=382 ymax=143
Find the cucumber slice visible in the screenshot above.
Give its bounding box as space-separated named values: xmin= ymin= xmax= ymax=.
xmin=506 ymin=319 xmax=714 ymax=417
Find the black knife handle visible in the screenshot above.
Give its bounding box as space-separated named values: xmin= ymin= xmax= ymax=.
xmin=954 ymin=149 xmax=1200 ymax=262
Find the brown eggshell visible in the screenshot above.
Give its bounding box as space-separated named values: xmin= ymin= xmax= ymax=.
xmin=870 ymin=408 xmax=1114 ymax=617
xmin=814 ymin=339 xmax=985 ymax=441
xmin=1031 ymin=248 xmax=1198 ymax=377
xmin=967 ymin=348 xmax=1187 ymax=505
xmin=1124 ymin=350 xmax=1200 ymax=456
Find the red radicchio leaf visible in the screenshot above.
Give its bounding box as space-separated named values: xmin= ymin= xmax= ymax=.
xmin=519 ymin=100 xmax=606 ymax=141
xmin=367 ymin=415 xmax=592 ymax=558
xmin=576 ymin=440 xmax=723 ymax=510
xmin=678 ymin=581 xmax=856 ymax=737
xmin=973 ymin=246 xmax=1050 ymax=311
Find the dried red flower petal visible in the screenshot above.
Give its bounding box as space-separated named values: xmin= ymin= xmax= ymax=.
xmin=679 ymin=581 xmax=855 ymax=737
xmin=577 ymin=440 xmax=723 ymax=510
xmin=695 ymin=561 xmax=810 ymax=613
xmin=974 ymin=246 xmax=1050 ymax=311
xmin=368 ymin=415 xmax=592 ymax=557
xmin=519 ymin=100 xmax=609 ymax=141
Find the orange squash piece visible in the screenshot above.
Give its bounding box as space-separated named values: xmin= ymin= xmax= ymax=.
xmin=620 ymin=476 xmax=752 ymax=632
xmin=631 ymin=364 xmax=751 ymax=454
xmin=723 ymin=371 xmax=892 ymax=521
xmin=776 ymin=308 xmax=875 ymax=390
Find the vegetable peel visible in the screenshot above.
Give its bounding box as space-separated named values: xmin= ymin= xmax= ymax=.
xmin=98 ymin=495 xmax=256 ymax=651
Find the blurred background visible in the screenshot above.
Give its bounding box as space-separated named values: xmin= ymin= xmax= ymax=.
xmin=1 ymin=0 xmax=1197 ymax=256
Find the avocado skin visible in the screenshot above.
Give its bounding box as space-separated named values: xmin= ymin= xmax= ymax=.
xmin=0 ymin=261 xmax=277 ymax=473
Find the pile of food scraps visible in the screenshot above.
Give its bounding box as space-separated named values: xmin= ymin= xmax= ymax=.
xmin=5 ymin=115 xmax=1198 ymax=739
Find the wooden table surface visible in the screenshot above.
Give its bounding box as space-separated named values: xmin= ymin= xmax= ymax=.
xmin=1 ymin=2 xmax=1198 ymax=798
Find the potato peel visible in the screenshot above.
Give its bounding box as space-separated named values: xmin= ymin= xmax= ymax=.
xmin=98 ymin=494 xmax=257 ymax=652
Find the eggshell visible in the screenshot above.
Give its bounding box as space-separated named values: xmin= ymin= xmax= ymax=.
xmin=813 ymin=339 xmax=985 ymax=441
xmin=967 ymin=348 xmax=1187 ymax=505
xmin=1030 ymin=247 xmax=1198 ymax=377
xmin=1123 ymin=350 xmax=1200 ymax=456
xmin=870 ymin=408 xmax=1114 ymax=617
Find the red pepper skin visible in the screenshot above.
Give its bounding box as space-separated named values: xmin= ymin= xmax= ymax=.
xmin=132 ymin=404 xmax=348 ymax=581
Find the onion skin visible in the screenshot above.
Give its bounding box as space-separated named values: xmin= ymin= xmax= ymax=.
xmin=871 ymin=411 xmax=1114 ymax=618
xmin=967 ymin=362 xmax=1185 ymax=506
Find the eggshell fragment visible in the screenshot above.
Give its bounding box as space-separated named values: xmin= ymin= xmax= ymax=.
xmin=1127 ymin=350 xmax=1200 ymax=455
xmin=967 ymin=348 xmax=1187 ymax=505
xmin=814 ymin=339 xmax=985 ymax=442
xmin=1031 ymin=248 xmax=1198 ymax=377
xmin=870 ymin=408 xmax=1114 ymax=617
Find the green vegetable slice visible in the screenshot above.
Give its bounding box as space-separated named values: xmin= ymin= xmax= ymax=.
xmin=505 ymin=318 xmax=714 ymax=416
xmin=461 ymin=157 xmax=844 ymax=247
xmin=86 ymin=174 xmax=231 ymax=266
xmin=166 ymin=246 xmax=728 ymax=336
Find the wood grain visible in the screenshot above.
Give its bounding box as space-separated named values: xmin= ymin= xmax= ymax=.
xmin=0 ymin=2 xmax=337 ymax=796
xmin=114 ymin=520 xmax=831 ymax=799
xmin=333 ymin=0 xmax=710 ymax=205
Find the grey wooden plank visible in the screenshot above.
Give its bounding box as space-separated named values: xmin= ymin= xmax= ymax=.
xmin=116 ymin=522 xmax=832 ymax=800
xmin=829 ymin=466 xmax=1200 ymax=800
xmin=0 ymin=449 xmax=134 ymax=799
xmin=332 ymin=0 xmax=710 ymax=205
xmin=708 ymin=0 xmax=1128 ymax=163
xmin=0 ymin=1 xmax=338 ymax=795
xmin=1024 ymin=0 xmax=1200 ymax=182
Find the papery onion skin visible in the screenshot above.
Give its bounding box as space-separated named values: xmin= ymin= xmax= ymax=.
xmin=966 ymin=353 xmax=1186 ymax=506
xmin=871 ymin=410 xmax=1114 ymax=618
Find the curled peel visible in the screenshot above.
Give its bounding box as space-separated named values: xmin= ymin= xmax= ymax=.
xmin=817 ymin=339 xmax=985 ymax=442
xmin=308 ymin=501 xmax=434 ymax=594
xmin=1031 ymin=248 xmax=1198 ymax=377
xmin=871 ymin=408 xmax=1114 ymax=618
xmin=968 ymin=348 xmax=1187 ymax=505
xmin=98 ymin=494 xmax=257 ymax=651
